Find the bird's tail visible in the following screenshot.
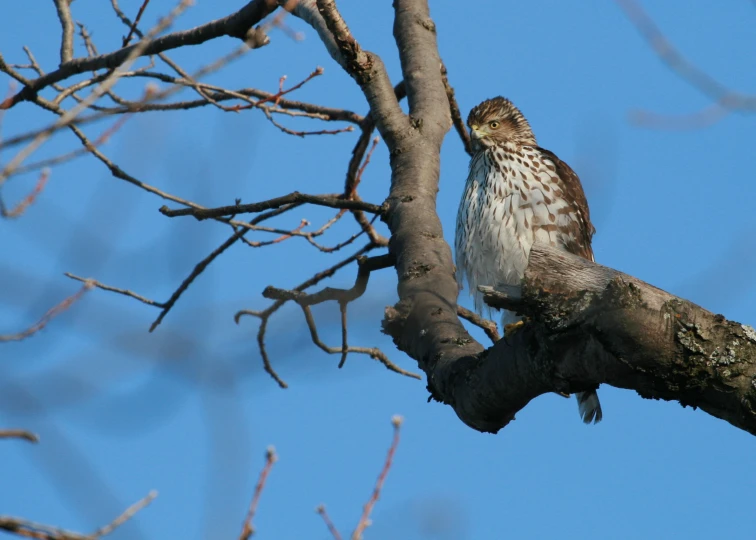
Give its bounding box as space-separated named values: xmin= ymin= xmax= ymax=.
xmin=576 ymin=390 xmax=602 ymax=424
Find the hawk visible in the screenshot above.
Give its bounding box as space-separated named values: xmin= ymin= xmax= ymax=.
xmin=454 ymin=96 xmax=602 ymax=424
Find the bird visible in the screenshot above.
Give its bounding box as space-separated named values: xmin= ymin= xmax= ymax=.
xmin=454 ymin=96 xmax=602 ymax=424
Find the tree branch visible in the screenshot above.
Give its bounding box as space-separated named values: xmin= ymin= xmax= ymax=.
xmin=393 ymin=242 xmax=756 ymax=435
xmin=159 ymin=192 xmax=384 ymax=220
xmin=262 ymin=254 xmax=420 ymax=379
xmin=2 ymin=0 xmax=278 ymax=108
xmin=296 ymin=0 xmax=409 ymax=146
xmin=0 ymin=490 xmax=156 ymax=540
xmin=0 ymin=429 xmax=40 ymax=443
xmin=53 ymin=0 xmax=75 ymax=64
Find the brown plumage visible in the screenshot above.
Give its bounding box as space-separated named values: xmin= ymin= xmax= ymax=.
xmin=455 ymin=96 xmax=602 ymax=424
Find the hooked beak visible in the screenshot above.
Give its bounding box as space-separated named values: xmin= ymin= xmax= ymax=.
xmin=470 ymin=124 xmax=486 ymax=140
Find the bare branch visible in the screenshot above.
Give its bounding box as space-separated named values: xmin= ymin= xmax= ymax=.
xmin=0 ymin=0 xmax=278 ymax=107
xmin=261 ymin=254 xmax=419 ymax=378
xmin=0 ymin=168 xmax=50 ymax=218
xmin=235 ymin=242 xmax=379 ymax=388
xmin=64 ymin=273 xmax=166 ymax=308
xmin=0 ymin=283 xmax=92 ymax=342
xmin=122 ymin=0 xmax=153 ymax=47
xmin=91 ymin=491 xmax=158 ymax=538
xmin=0 ymin=517 xmax=91 ymax=540
xmin=441 ymin=63 xmax=472 ymax=156
xmin=0 ymin=0 xmax=193 ymax=183
xmin=316 ymin=506 xmax=342 ymax=540
xmin=351 ymin=415 xmax=403 ymax=540
xmin=13 ymin=115 xmax=130 ymax=175
xmin=159 ymin=192 xmax=385 ymax=220
xmin=263 ymin=254 xmax=393 ymax=307
xmin=239 ymin=446 xmax=277 ymax=540
xmin=629 ymin=103 xmax=731 ymax=130
xmin=616 ymin=0 xmax=756 ymax=124
xmin=0 ymin=430 xmax=40 ymax=443
xmin=0 ymin=490 xmax=156 ymax=539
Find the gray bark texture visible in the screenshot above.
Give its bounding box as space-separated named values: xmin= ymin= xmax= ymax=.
xmin=306 ymin=0 xmax=756 ymax=436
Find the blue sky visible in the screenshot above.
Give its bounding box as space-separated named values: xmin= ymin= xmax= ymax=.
xmin=2 ymin=1 xmax=756 ymax=539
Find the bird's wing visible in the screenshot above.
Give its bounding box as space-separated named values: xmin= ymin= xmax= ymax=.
xmin=536 ymin=146 xmax=595 ymax=262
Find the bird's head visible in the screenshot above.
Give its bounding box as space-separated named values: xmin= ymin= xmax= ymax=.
xmin=467 ymin=96 xmax=536 ymax=151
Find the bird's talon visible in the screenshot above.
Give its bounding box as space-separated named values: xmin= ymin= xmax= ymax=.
xmin=504 ymin=320 xmax=525 ymax=338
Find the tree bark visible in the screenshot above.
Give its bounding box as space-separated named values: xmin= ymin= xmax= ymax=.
xmin=475 ymin=243 xmax=756 ymax=435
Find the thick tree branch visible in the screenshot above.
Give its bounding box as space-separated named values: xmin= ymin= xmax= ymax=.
xmin=392 ymin=0 xmax=449 ymax=140
xmin=298 ymin=0 xmax=409 ymax=146
xmin=53 ymin=0 xmax=75 ymax=64
xmin=395 ymin=242 xmax=756 ymax=435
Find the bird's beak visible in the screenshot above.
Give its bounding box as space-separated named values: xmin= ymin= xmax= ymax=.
xmin=470 ymin=124 xmax=485 ymax=140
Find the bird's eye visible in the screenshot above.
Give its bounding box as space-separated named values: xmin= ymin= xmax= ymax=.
xmin=489 ymin=121 xmax=500 ymax=129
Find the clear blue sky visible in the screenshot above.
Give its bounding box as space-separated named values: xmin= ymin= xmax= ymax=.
xmin=2 ymin=1 xmax=756 ymax=539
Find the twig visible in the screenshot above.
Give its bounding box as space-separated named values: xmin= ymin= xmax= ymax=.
xmin=303 ymin=212 xmax=371 ymax=253
xmin=235 ymin=243 xmax=378 ymax=387
xmin=300 ymin=304 xmax=418 ymax=378
xmin=240 ymin=218 xmax=308 ymax=248
xmin=64 ymin=273 xmax=166 ymax=308
xmin=78 ymin=21 xmax=99 ymax=57
xmin=351 ymin=415 xmax=404 ymax=540
xmin=0 ymin=283 xmax=92 ymax=342
xmin=0 ymin=83 xmax=362 ymax=153
xmin=340 ymin=80 xmax=406 ymax=247
xmin=616 ymin=0 xmax=756 ymax=124
xmin=316 ymin=505 xmax=342 ymax=540
xmin=629 ymin=102 xmax=730 ymax=130
xmin=91 ymin=490 xmax=158 ymax=538
xmin=441 ymin=63 xmax=472 ymax=156
xmin=0 ymin=0 xmax=193 ymax=184
xmin=239 ymin=446 xmax=278 ymax=540
xmin=0 ymin=490 xmax=156 ymax=539
xmin=159 ymin=192 xmax=385 ymax=220
xmin=122 ymin=0 xmax=153 ymax=47
xmin=149 ymin=205 xmax=299 ymax=333
xmin=0 ymin=517 xmax=91 ymax=540
xmin=150 ymin=229 xmax=241 ymax=332
xmin=262 ymin=0 xmax=304 ymax=42
xmin=262 ymin=254 xmax=421 ymax=379
xmin=0 ymin=168 xmax=50 ymax=219
xmin=13 ymin=115 xmax=131 ymax=175
xmin=263 ymin=254 xmax=394 ymax=307
xmin=456 ymin=305 xmax=500 ymax=344
xmin=233 ymin=66 xmax=325 ymax=110
xmin=261 ymin=109 xmax=355 ymax=137
xmin=0 ymin=0 xmax=278 ymax=106
xmin=0 ymin=430 xmax=39 ymax=443
xmin=350 ymin=136 xmax=379 ymax=196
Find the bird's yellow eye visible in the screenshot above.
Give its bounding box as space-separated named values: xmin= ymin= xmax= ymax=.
xmin=489 ymin=121 xmax=500 ymax=129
